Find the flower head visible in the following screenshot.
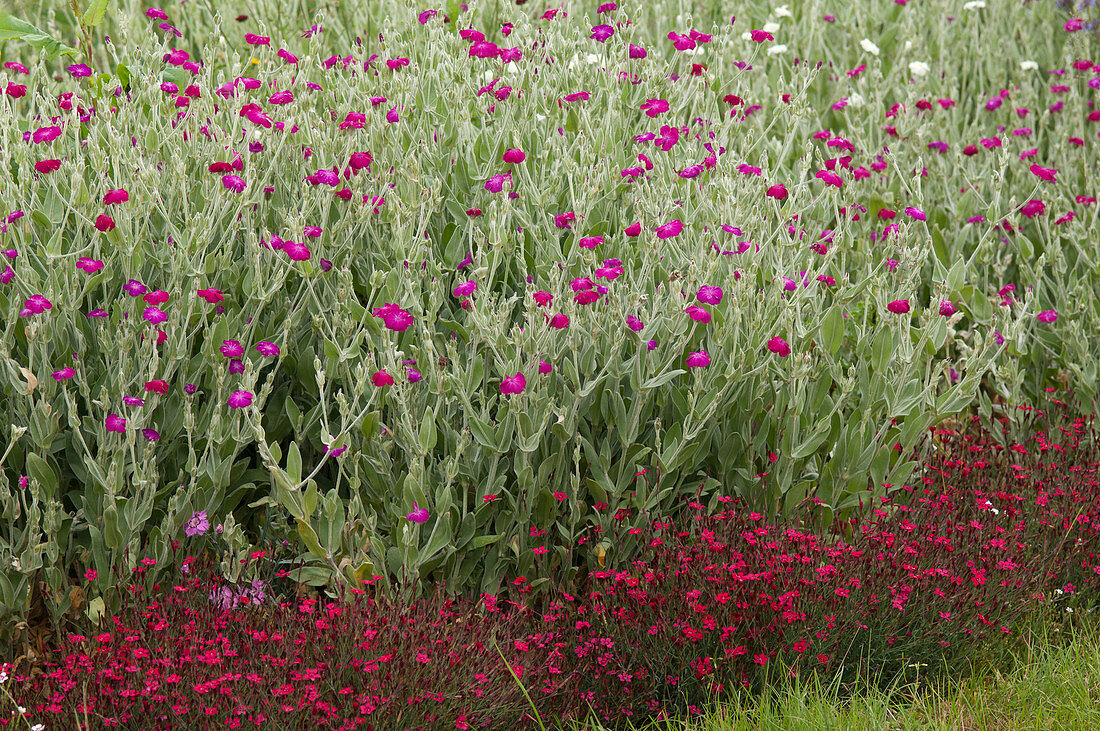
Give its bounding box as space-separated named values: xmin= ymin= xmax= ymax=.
xmin=887 ymin=299 xmax=911 ymax=314
xmin=767 ymin=336 xmax=791 ymax=357
xmin=406 ymin=502 xmax=430 ymax=523
xmin=372 ymin=370 xmax=395 ymax=387
xmin=185 ymin=510 xmax=210 ymax=537
xmin=1037 ymin=309 xmax=1058 ymax=323
xmin=686 ymin=351 xmax=710 ymax=368
xmin=501 ymin=372 xmax=527 ymax=395
xmin=227 ymin=390 xmax=254 ymax=409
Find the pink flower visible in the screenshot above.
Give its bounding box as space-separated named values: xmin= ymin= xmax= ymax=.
xmin=629 ymin=44 xmax=647 ymax=59
xmin=749 ymin=30 xmax=774 ymax=42
xmin=453 ymin=280 xmax=477 ymax=297
xmin=654 ymin=219 xmax=683 ymax=239
xmin=1030 ymin=164 xmax=1058 ymax=182
xmin=816 ymin=170 xmax=843 ymax=188
xmin=501 ymin=372 xmax=526 ymax=395
xmin=538 ymin=359 xmax=552 ymax=374
xmin=625 ymin=222 xmax=642 ymax=236
xmin=95 ymin=214 xmax=116 ymax=232
xmin=406 ymin=503 xmax=430 ymax=523
xmin=939 ymin=301 xmax=957 ymax=316
xmin=686 ymin=351 xmax=710 ymax=368
xmin=227 ymin=390 xmax=253 ymax=408
xmin=372 ymin=370 xmax=395 ymax=387
xmin=767 ymin=337 xmax=791 ymax=357
xmin=533 ymin=291 xmax=553 ymax=307
xmin=905 ymin=206 xmax=926 ymax=221
xmin=53 ymin=367 xmax=75 ymax=381
xmin=1037 ymin=309 xmax=1058 ymax=323
xmin=373 ymin=303 xmax=414 ymax=332
xmin=696 ymin=285 xmax=723 ymax=305
xmin=578 ymin=235 xmax=603 ymax=249
xmin=627 ymin=315 xmax=644 ymax=332
xmin=685 ymin=305 xmax=711 ymax=323
xmin=256 ymin=341 xmax=280 ymax=357
xmin=143 ymin=307 xmax=167 ymax=324
xmin=220 ymin=340 xmax=244 ymax=358
xmin=35 ymin=159 xmax=61 ymax=174
xmin=887 ymin=299 xmax=911 ymax=314
xmin=106 ymin=414 xmax=126 ymax=433
xmin=32 ymin=126 xmax=62 ymax=144
xmin=640 ymin=98 xmax=670 ymax=117
xmin=222 ymin=174 xmax=246 ymax=193
xmin=548 ymin=313 xmax=569 ymax=329
xmin=197 ymin=288 xmax=224 ymax=304
xmin=591 ymin=24 xmax=614 ymax=41
xmin=103 ymin=189 xmax=129 ymax=205
xmin=766 ymin=183 xmax=788 ymax=200
xmin=503 ymin=148 xmax=526 ymax=164
xmin=283 ymin=240 xmax=311 ymax=261
xmin=1021 ymin=199 xmax=1046 ymax=218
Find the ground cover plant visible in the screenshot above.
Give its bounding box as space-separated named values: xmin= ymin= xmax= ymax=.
xmin=0 ymin=0 xmax=1099 ymax=715
xmin=1 ymin=401 xmax=1098 ymax=728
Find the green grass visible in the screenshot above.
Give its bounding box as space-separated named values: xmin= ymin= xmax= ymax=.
xmin=564 ymin=611 xmax=1100 ymax=730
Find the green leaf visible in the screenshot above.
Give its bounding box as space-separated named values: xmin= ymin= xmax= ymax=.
xmin=287 ymin=442 xmax=302 ymax=485
xmin=472 ymin=534 xmax=502 ymax=549
xmin=638 ymin=369 xmax=685 ymax=390
xmin=417 ymin=410 xmax=437 ymax=454
xmin=25 ymin=453 xmax=57 ymax=501
xmin=296 ymin=519 xmax=327 ymax=560
xmin=822 ymin=305 xmax=845 ymax=355
xmin=790 ymin=418 xmax=833 ymax=459
xmin=0 ymin=14 xmax=78 ymax=59
xmin=82 ymin=0 xmax=110 ymax=27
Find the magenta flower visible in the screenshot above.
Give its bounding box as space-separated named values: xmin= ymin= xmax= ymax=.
xmin=53 ymin=367 xmax=75 ymax=381
xmin=283 ymin=240 xmax=311 ymax=261
xmin=578 ymin=236 xmax=603 ymax=249
xmin=549 ymin=313 xmax=569 ymax=329
xmin=1037 ymin=309 xmax=1058 ymax=323
xmin=227 ymin=390 xmax=254 ymax=409
xmin=142 ymin=429 xmax=161 ymax=442
xmin=143 ymin=307 xmax=167 ymax=324
xmin=767 ymin=337 xmax=791 ymax=357
xmin=590 ymin=24 xmax=614 ymax=41
xmin=106 ymin=414 xmax=126 ymax=433
xmin=406 ymin=503 xmax=430 ymax=523
xmin=905 ymin=206 xmax=926 ymax=221
xmin=625 ymin=222 xmax=642 ymax=236
xmin=640 ymin=98 xmax=670 ymax=117
xmin=1030 ymin=164 xmax=1057 ymax=182
xmin=372 ymin=370 xmax=395 ymax=387
xmin=627 ymin=315 xmax=644 ymax=332
xmin=749 ymin=29 xmax=774 ymax=42
xmin=686 ymin=351 xmax=710 ymax=368
xmin=887 ymin=299 xmax=912 ymax=314
xmin=696 ymin=285 xmax=723 ymax=305
xmin=654 ymin=219 xmax=683 ymax=239
xmin=268 ymin=90 xmax=294 ymax=105
xmin=255 ymin=341 xmax=280 ymax=357
xmin=686 ymin=305 xmax=711 ymax=324
xmin=1021 ymin=200 xmax=1046 ymax=218
xmin=453 ymin=280 xmax=477 ymax=297
xmin=629 ymin=44 xmax=647 ymax=59
xmin=32 ymin=126 xmax=62 ymax=144
xmin=103 ymin=189 xmax=129 ymax=205
xmin=767 ymin=183 xmax=788 ymax=200
xmin=485 ymin=172 xmax=511 ymax=192
xmin=538 ymin=359 xmax=552 ymax=374
xmin=95 ymin=214 xmax=116 ymax=232
xmin=501 ymin=372 xmax=527 ymax=395
xmin=939 ymin=301 xmax=957 ymax=317
xmin=67 ymin=63 xmax=92 ymax=78
xmin=222 ymin=174 xmax=246 ymax=193
xmin=816 ymin=170 xmax=843 ymax=188
xmin=534 ymin=291 xmax=553 ymax=307
xmin=373 ymin=303 xmax=414 ymax=332
xmin=220 ymin=340 xmax=244 ymax=358
xmin=407 ymin=368 xmax=422 ymax=383
xmin=503 ymin=148 xmax=526 ymax=164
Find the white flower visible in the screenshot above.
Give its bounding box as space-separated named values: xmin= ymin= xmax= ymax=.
xmin=32 ymin=725 xmax=45 ymax=731
xmin=1020 ymin=60 xmax=1039 ymax=71
xmin=860 ymin=38 xmax=880 ymax=56
xmin=964 ymin=0 xmax=986 ymax=9
xmin=586 ymin=53 xmax=600 ymax=64
xmin=774 ymin=5 xmax=792 ymax=18
xmin=849 ymin=93 xmax=866 ymax=107
xmin=909 ymin=61 xmax=930 ymax=77
xmin=763 ymin=21 xmax=781 ymax=33
xmin=483 ymin=69 xmax=496 ymax=82
xmin=683 ymin=46 xmax=705 ymax=56
xmin=741 ymin=31 xmax=752 ymax=41
xmin=767 ymin=44 xmax=788 ymax=56
xmin=0 ymin=670 xmax=7 ymax=683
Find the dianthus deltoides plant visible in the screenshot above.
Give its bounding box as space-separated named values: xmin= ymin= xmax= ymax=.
xmin=0 ymin=403 xmax=1098 ymax=729
xmin=1 ymin=0 xmax=1099 ymax=650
